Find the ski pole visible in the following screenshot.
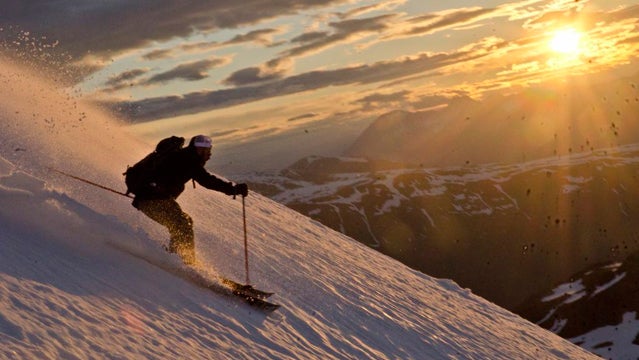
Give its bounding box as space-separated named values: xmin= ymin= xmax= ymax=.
xmin=242 ymin=195 xmax=250 ymax=285
xmin=49 ymin=168 xmax=133 ymax=198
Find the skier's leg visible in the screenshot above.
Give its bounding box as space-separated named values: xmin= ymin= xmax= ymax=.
xmin=165 ymin=201 xmax=195 ymax=265
xmin=135 ymin=199 xmax=196 ymax=264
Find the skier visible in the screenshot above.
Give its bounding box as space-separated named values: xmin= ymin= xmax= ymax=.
xmin=131 ymin=134 xmax=248 ymax=265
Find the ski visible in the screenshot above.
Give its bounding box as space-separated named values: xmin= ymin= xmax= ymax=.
xmin=221 ymin=278 xmax=274 ymax=300
xmin=219 ymin=278 xmax=279 ymax=311
xmin=241 ymin=296 xmax=280 ymax=311
xmin=206 ymin=281 xmax=280 ymax=311
xmin=226 ymin=288 xmax=281 ymax=311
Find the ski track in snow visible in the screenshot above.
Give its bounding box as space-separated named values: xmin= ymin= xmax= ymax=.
xmin=0 ymin=58 xmax=601 ymax=359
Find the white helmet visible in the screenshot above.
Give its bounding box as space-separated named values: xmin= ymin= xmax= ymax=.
xmin=191 ymin=134 xmax=212 ymax=148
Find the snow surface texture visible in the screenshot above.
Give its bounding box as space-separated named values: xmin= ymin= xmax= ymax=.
xmin=0 ymin=59 xmax=599 ymax=359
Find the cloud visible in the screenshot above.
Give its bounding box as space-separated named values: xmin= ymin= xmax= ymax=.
xmin=6 ymin=0 xmax=638 ymax=126
xmin=223 ymin=5 xmax=518 ymax=89
xmin=223 ymin=67 xmax=285 ymax=86
xmin=103 ymin=68 xmax=149 ymax=92
xmin=225 ymin=14 xmax=398 ymax=86
xmin=353 ymin=90 xmax=411 ymax=111
xmin=411 ymin=93 xmax=469 ymax=110
xmin=286 ymin=14 xmax=396 ymax=58
xmin=111 ymin=48 xmax=479 ymax=121
xmin=337 ymin=0 xmax=407 ymax=19
xmin=619 ymin=34 xmax=639 ymax=46
xmin=140 ymin=27 xmax=283 ymax=61
xmin=142 ymin=58 xmax=230 ymax=85
xmin=395 ymin=7 xmax=498 ymax=38
xmin=225 ymin=28 xmax=283 ymax=47
xmin=142 ymin=49 xmax=174 ymax=61
xmin=0 ymin=0 xmax=352 ymax=60
xmin=351 ymin=90 xmax=471 ymax=114
xmin=290 ymin=31 xmax=330 ymax=44
xmin=103 ymin=57 xmax=231 ymax=92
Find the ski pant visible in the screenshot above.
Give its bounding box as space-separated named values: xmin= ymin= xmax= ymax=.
xmin=134 ymin=198 xmax=196 ymax=264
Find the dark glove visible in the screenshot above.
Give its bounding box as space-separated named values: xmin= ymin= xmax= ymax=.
xmin=234 ymin=183 xmax=249 ymax=197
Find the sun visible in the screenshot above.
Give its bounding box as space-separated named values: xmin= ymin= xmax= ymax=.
xmin=549 ymin=28 xmax=582 ymax=55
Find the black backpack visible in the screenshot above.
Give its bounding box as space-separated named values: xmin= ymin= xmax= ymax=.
xmin=123 ymin=136 xmax=185 ymax=196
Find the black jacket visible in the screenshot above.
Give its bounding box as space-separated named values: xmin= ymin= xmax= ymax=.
xmin=135 ymin=146 xmax=234 ymax=201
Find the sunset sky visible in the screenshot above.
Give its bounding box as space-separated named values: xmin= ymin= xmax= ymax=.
xmin=2 ymin=0 xmax=638 ymax=151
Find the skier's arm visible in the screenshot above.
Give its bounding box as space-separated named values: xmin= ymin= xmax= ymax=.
xmin=193 ymin=167 xmax=236 ymax=195
xmin=193 ymin=166 xmax=249 ymax=197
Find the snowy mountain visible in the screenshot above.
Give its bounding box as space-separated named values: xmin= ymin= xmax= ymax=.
xmin=0 ymin=55 xmax=600 ymax=358
xmin=517 ymin=251 xmax=639 ymax=359
xmin=245 ymin=148 xmax=639 ymax=311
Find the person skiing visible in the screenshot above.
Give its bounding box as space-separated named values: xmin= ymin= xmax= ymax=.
xmin=130 ymin=134 xmax=248 ymax=265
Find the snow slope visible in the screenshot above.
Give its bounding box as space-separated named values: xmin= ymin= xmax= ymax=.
xmin=0 ymin=58 xmax=599 ymax=359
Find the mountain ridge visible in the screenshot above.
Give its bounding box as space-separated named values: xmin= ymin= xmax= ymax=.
xmin=246 ymin=145 xmax=639 ymax=309
xmin=346 ymin=73 xmax=639 ymax=168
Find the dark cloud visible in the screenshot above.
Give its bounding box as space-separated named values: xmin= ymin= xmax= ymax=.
xmin=225 ymin=28 xmax=281 ymax=46
xmin=223 ymin=67 xmax=284 ymax=86
xmin=0 ymin=0 xmax=352 ymax=59
xmin=106 ymin=69 xmax=149 ymax=85
xmin=103 ymin=57 xmax=229 ymax=93
xmin=104 ymin=68 xmax=149 ymax=92
xmin=285 ymin=14 xmax=396 ymax=59
xmin=139 ymin=28 xmax=280 ymax=62
xmin=225 ymin=14 xmax=397 ymax=86
xmin=143 ymin=58 xmax=229 ymax=85
xmin=291 ymin=31 xmax=329 ymax=44
xmin=354 ymin=90 xmax=410 ymax=105
xmin=407 ymin=13 xmax=438 ymax=24
xmin=112 ymin=48 xmax=479 ymax=121
xmin=142 ymin=49 xmax=174 ymax=61
xmin=179 ymin=41 xmax=220 ymax=53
